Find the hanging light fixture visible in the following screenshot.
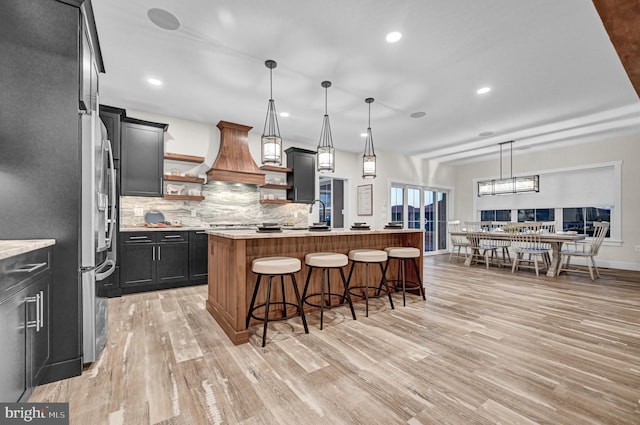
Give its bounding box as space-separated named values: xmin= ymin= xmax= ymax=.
xmin=261 ymin=59 xmax=282 ymax=165
xmin=477 ymin=141 xmax=540 ymax=196
xmin=362 ymin=97 xmax=376 ymax=179
xmin=317 ymin=81 xmax=335 ymax=172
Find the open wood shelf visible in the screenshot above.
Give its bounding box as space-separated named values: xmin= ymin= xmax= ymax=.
xmin=261 ymin=183 xmax=292 ymax=190
xmin=260 ymin=165 xmax=293 ymax=173
xmin=164 ymin=175 xmax=205 ymax=184
xmin=164 ymin=152 xmax=205 ymax=163
xmin=260 ymin=199 xmax=292 ymax=204
xmin=163 ymin=194 xmax=205 ymax=201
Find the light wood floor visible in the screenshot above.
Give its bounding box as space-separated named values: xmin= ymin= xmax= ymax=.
xmin=31 ymin=255 xmax=640 ymax=425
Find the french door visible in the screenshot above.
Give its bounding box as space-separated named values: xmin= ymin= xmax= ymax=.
xmin=391 ymin=184 xmax=448 ymax=253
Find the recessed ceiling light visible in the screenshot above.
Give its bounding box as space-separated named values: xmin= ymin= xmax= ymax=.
xmin=476 ymin=87 xmax=491 ymax=94
xmin=479 ymin=131 xmax=494 ymax=137
xmin=410 ymin=111 xmax=426 ymax=118
xmin=279 ymin=112 xmax=290 ymax=117
xmin=360 ymin=132 xmax=368 ymax=138
xmin=147 ymin=8 xmax=180 ymax=31
xmin=386 ymin=32 xmax=402 ymax=43
xmin=147 ymin=77 xmax=163 ymax=86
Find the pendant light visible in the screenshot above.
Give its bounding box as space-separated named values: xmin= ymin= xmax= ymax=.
xmin=317 ymin=81 xmax=335 ymax=172
xmin=261 ymin=59 xmax=282 ymax=165
xmin=477 ymin=141 xmax=540 ymax=196
xmin=362 ymin=97 xmax=376 ymax=179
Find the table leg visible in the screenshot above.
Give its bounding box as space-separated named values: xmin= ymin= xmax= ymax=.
xmin=546 ymin=242 xmax=563 ymax=277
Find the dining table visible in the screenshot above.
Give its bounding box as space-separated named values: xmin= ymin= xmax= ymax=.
xmin=450 ymin=230 xmax=586 ymax=277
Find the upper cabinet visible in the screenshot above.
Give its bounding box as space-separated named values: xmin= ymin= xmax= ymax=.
xmin=285 ymin=147 xmax=316 ymax=203
xmin=99 ymin=105 xmax=125 ymax=162
xmin=120 ymin=118 xmax=168 ymax=197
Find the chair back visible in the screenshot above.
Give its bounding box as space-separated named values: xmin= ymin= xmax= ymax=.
xmin=465 ymin=221 xmax=492 ymax=232
xmin=448 ymin=220 xmax=467 ymax=244
xmin=539 ymin=221 xmax=555 ymax=234
xmin=589 ymin=222 xmax=609 ymax=254
xmin=509 ymin=222 xmax=543 ymax=251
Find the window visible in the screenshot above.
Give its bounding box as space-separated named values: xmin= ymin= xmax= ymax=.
xmin=562 ymin=207 xmax=611 ymax=237
xmin=408 ymin=188 xmax=420 ymax=229
xmin=319 ymin=179 xmax=331 ymax=225
xmin=391 ymin=187 xmax=404 ymax=223
xmin=480 ymin=210 xmax=511 ymax=221
xmin=517 ymin=208 xmax=554 ymax=222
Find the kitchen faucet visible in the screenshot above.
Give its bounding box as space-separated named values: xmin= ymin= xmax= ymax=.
xmin=309 ymin=199 xmax=327 ymax=224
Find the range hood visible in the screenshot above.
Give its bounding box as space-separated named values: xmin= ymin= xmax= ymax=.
xmin=206 ymin=120 xmax=265 ymax=186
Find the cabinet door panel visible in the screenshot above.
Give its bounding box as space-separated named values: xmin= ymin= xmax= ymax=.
xmin=120 ymin=243 xmax=155 ymax=286
xmin=0 ymin=287 xmax=28 ymax=402
xmin=156 ymin=243 xmax=189 ymax=285
xmin=121 ymin=122 xmax=163 ymax=196
xmin=189 ymin=231 xmax=208 ymax=284
xmin=29 ymin=275 xmax=50 ymax=386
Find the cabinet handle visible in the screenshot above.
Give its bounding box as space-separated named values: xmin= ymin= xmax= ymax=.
xmin=164 ymin=235 xmax=182 ymax=239
xmin=158 ymin=246 xmax=161 ymax=261
xmin=26 ymin=293 xmax=41 ymax=332
xmin=14 ymin=262 xmax=47 ymax=273
xmin=130 ymin=236 xmax=150 ymax=240
xmin=39 ymin=290 xmax=44 ymax=330
xmin=196 ymin=231 xmax=206 ymax=234
xmin=152 ymin=246 xmax=156 ymax=261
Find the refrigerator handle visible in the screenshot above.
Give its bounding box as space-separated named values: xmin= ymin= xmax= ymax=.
xmin=95 ymin=259 xmax=116 ymax=281
xmin=105 ymin=139 xmax=117 ymax=250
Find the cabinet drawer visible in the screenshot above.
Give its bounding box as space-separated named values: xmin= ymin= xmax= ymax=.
xmin=0 ymin=249 xmax=50 ymax=303
xmin=157 ymin=231 xmax=188 ymax=243
xmin=121 ymin=232 xmax=154 ymax=244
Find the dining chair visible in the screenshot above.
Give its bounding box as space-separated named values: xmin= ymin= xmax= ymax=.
xmin=465 ymin=230 xmax=501 ymax=269
xmin=509 ymin=222 xmax=550 ymax=277
xmin=558 ymin=222 xmax=609 ymax=280
xmin=447 ymin=220 xmax=470 ymax=262
xmin=490 ymin=221 xmax=512 ymax=265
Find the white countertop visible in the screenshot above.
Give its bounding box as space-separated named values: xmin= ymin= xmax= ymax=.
xmin=205 ymin=228 xmax=423 ymax=239
xmin=120 ymin=226 xmax=206 ymax=232
xmin=0 ymin=239 xmax=56 ymax=260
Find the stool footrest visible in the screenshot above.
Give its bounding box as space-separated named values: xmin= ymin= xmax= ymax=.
xmin=303 ymin=292 xmax=350 ymax=310
xmin=248 ymin=301 xmax=303 ymax=323
xmin=386 ymin=279 xmax=423 ymax=291
xmin=348 ymin=285 xmax=391 ymax=299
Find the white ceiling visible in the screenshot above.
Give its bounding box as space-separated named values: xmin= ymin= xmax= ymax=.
xmin=92 ymin=0 xmax=640 ymax=164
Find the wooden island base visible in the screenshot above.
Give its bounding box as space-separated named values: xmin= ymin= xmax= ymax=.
xmin=205 ymin=229 xmax=424 ymax=344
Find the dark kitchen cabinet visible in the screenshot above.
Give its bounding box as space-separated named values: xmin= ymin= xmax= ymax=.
xmin=99 ymin=105 xmax=125 ymax=163
xmin=121 ymin=118 xmax=168 ymax=197
xmin=189 ymin=231 xmax=209 ymax=284
xmin=119 ymin=231 xmax=189 ymax=294
xmin=0 ymin=246 xmax=51 ymax=402
xmin=285 ymin=147 xmax=316 ymax=203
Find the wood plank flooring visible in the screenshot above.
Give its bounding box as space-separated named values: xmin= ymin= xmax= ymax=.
xmin=30 ymin=255 xmax=640 ymax=424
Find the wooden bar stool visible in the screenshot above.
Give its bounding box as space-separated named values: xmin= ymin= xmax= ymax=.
xmin=383 ymin=247 xmax=426 ymax=306
xmin=346 ymin=249 xmax=394 ymax=317
xmin=302 ymin=252 xmax=356 ymax=330
xmin=246 ymin=256 xmax=309 ymax=347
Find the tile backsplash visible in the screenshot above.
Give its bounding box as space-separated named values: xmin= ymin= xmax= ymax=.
xmin=120 ymin=183 xmax=308 ymax=227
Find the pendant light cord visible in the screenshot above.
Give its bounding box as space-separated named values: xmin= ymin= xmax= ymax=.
xmin=269 ymin=67 xmax=273 ymax=100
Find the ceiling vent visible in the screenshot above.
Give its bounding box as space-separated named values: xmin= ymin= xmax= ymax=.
xmin=206 ymin=121 xmax=265 ymax=185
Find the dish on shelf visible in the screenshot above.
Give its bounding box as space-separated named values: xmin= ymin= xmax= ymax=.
xmin=144 ymin=210 xmax=165 ymax=225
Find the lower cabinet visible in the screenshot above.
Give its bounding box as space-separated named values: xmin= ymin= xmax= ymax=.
xmin=189 ymin=230 xmax=208 ymax=284
xmin=120 ymin=231 xmax=205 ymax=294
xmin=0 ymin=246 xmax=51 ymax=402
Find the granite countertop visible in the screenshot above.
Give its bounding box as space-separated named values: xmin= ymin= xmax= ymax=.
xmin=120 ymin=226 xmax=207 ymax=232
xmin=0 ymin=239 xmax=56 ymax=261
xmin=205 ymin=228 xmax=423 ymax=239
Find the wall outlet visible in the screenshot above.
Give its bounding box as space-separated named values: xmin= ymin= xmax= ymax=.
xmin=635 ymin=245 xmax=640 ymax=253
xmin=294 ymin=211 xmax=298 ymax=218
xmin=191 ymin=209 xmax=197 ymax=217
xmin=133 ymin=207 xmax=144 ymax=217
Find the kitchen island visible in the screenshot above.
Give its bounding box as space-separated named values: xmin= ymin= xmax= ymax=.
xmin=205 ymin=228 xmax=424 ymax=344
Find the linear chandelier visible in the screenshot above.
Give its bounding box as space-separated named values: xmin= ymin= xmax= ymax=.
xmin=317 ymin=81 xmax=335 ymax=172
xmin=477 ymin=141 xmax=539 ymax=196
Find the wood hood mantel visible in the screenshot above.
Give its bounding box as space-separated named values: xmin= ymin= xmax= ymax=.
xmin=206 ymin=120 xmax=265 ymax=186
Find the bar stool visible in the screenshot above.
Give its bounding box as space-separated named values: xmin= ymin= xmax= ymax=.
xmin=346 ymin=249 xmax=394 ymax=317
xmin=383 ymin=247 xmax=426 ymax=306
xmin=246 ymin=256 xmax=309 ymax=347
xmin=302 ymin=252 xmax=356 ymax=330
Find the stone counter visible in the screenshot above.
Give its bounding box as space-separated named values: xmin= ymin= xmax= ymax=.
xmin=0 ymin=239 xmax=56 ymax=260
xmin=120 ymin=226 xmax=206 ymax=232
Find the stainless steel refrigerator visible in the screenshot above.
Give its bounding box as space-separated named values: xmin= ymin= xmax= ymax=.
xmin=80 ymin=111 xmax=117 ymax=364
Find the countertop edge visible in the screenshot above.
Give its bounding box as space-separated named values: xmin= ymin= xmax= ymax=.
xmin=205 ymin=228 xmax=424 ymax=239
xmin=0 ymin=239 xmax=56 ymax=260
xmin=120 ymin=226 xmax=206 ymax=232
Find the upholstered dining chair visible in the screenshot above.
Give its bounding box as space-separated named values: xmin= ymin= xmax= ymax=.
xmin=509 ymin=222 xmax=550 ymax=277
xmin=447 ymin=220 xmax=470 ymax=262
xmin=558 ymin=221 xmax=609 ymax=280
